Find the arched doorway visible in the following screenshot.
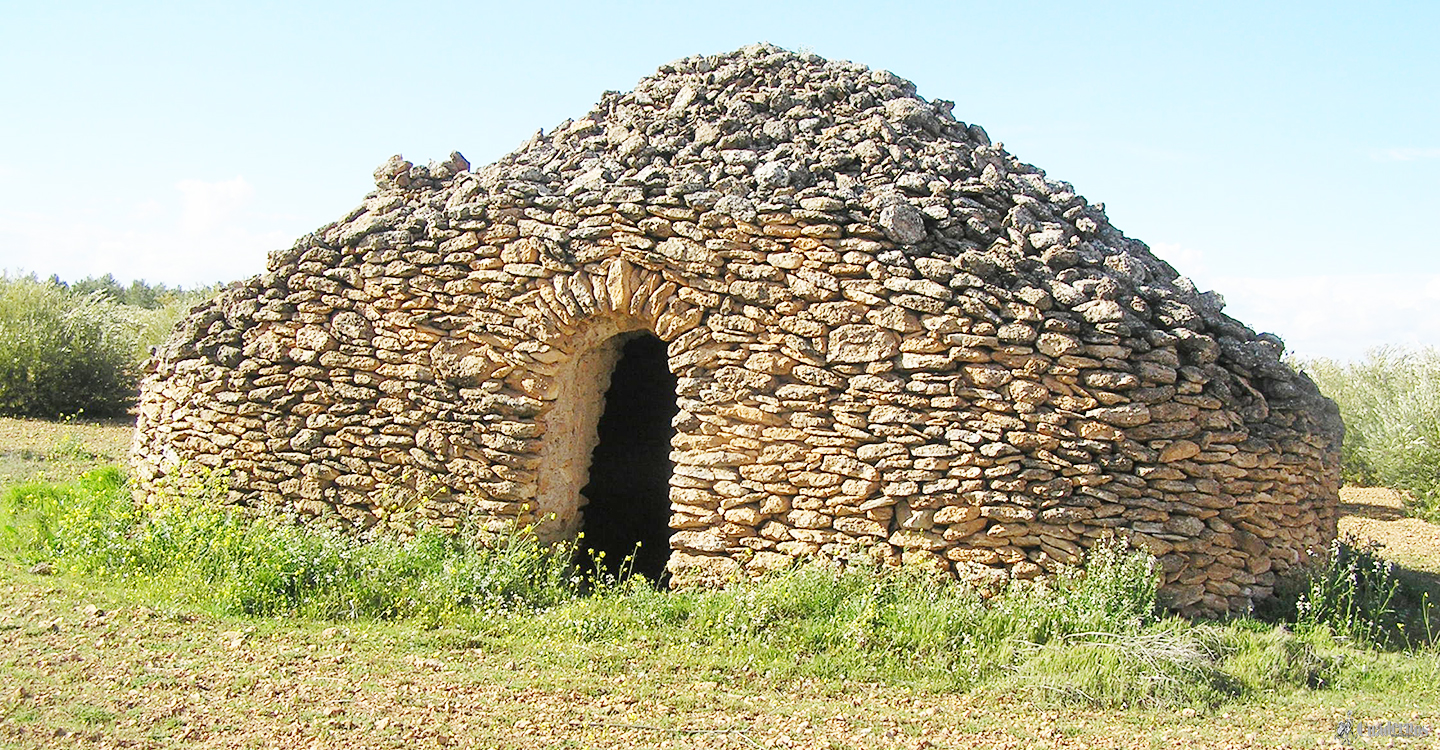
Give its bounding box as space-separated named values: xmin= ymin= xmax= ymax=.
xmin=576 ymin=332 xmax=678 ymax=580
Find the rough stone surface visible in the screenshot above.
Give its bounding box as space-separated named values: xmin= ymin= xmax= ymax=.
xmin=133 ymin=44 xmax=1343 ymax=616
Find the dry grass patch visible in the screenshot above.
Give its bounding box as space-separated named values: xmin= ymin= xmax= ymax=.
xmin=4 ymin=568 xmax=1433 ymax=750
xmin=0 ymin=416 xmax=132 ymax=485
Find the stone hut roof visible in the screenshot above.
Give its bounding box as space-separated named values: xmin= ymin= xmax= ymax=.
xmin=135 ymin=44 xmax=1343 ymax=615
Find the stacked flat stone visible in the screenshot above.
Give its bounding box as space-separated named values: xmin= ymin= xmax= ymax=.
xmin=133 ymin=43 xmax=1343 ymax=615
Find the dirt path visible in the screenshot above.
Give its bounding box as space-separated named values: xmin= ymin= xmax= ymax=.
xmin=1339 ymin=487 xmax=1440 ymax=575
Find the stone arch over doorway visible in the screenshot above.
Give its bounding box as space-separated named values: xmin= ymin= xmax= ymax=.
xmin=526 ymin=278 xmax=691 ymax=577
xmin=522 ymin=256 xmax=711 ymax=577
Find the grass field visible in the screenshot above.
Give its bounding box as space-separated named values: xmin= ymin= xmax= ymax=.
xmin=1 ymin=419 xmax=1438 ymax=749
xmin=0 ymin=417 xmax=132 ymax=486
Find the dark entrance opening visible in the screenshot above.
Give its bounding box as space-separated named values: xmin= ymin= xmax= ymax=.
xmin=578 ymin=333 xmax=678 ymax=581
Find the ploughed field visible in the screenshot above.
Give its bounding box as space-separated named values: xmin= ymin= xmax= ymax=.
xmin=1 ymin=418 xmax=1437 ymax=749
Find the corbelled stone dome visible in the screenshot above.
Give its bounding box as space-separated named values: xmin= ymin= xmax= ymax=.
xmin=134 ymin=43 xmax=1342 ymax=615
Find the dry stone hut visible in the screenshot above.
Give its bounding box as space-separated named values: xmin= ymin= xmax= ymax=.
xmin=134 ymin=44 xmax=1343 ymax=615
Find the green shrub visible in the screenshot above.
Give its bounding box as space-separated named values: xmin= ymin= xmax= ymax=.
xmin=1303 ymin=348 xmax=1440 ymax=521
xmin=0 ymin=273 xmax=219 ymax=419
xmin=0 ymin=275 xmax=143 ymax=418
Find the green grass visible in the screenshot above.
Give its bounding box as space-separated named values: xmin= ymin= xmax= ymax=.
xmin=71 ymin=704 xmax=115 ymax=726
xmin=1 ymin=467 xmax=576 ymax=622
xmin=3 ymin=465 xmax=1438 ymax=713
xmin=1304 ymin=347 xmax=1440 ymax=523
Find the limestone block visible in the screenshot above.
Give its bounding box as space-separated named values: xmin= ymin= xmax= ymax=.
xmin=826 ymin=324 xmax=900 ymax=363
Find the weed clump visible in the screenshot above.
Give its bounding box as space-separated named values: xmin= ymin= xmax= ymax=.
xmin=1271 ymin=535 xmax=1436 ymax=650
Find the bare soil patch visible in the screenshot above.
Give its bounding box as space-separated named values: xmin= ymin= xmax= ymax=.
xmin=1340 ymin=487 xmax=1440 ymax=574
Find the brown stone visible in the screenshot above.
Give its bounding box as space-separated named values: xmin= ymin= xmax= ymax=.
xmin=132 ymin=45 xmax=1342 ymax=620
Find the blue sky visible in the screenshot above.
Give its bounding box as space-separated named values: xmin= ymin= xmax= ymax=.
xmin=1 ymin=1 xmax=1436 ymax=360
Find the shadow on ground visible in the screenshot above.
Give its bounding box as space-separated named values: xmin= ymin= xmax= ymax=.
xmin=1339 ymin=501 xmax=1407 ymax=522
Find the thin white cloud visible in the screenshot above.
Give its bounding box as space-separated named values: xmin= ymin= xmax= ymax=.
xmin=1210 ymin=273 xmax=1440 ymax=361
xmin=130 ymin=198 xmax=166 ymax=222
xmin=1150 ymin=242 xmax=1209 ymax=277
xmin=0 ymin=176 xmax=292 ymax=287
xmin=1372 ymin=147 xmax=1440 ymax=162
xmin=1145 ymin=242 xmax=1440 ymax=361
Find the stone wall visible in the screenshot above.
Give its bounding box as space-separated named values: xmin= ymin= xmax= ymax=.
xmin=133 ymin=44 xmax=1343 ymax=615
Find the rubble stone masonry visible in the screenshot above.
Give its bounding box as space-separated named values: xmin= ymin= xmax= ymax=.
xmin=133 ymin=44 xmax=1343 ymax=615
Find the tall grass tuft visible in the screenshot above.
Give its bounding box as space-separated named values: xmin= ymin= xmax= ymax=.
xmin=1303 ymin=347 xmax=1440 ymax=521
xmin=1 ymin=467 xmax=577 ymax=621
